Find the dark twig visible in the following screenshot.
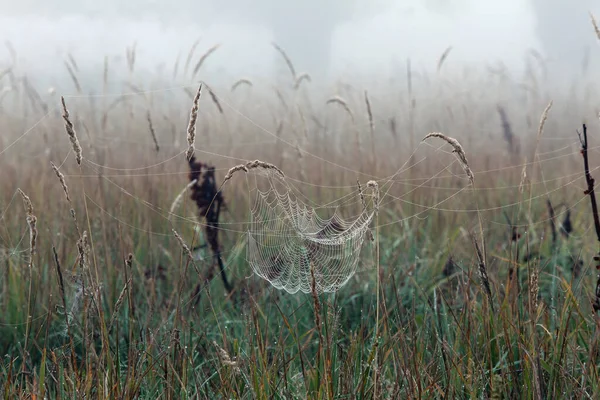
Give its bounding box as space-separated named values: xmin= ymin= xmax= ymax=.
xmin=579 ymin=124 xmax=600 ymax=243
xmin=578 ymin=124 xmax=600 ymax=314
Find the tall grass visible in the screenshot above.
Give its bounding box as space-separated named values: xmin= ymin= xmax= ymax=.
xmin=1 ymin=43 xmax=600 ymax=399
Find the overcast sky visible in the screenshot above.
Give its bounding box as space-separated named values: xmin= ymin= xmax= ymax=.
xmin=0 ymin=1 xmax=596 ymax=91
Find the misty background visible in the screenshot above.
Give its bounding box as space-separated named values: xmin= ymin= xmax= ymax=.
xmin=0 ymin=0 xmax=598 ymax=94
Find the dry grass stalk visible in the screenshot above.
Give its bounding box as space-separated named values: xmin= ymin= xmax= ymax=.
xmin=63 ymin=61 xmax=81 ymax=93
xmin=103 ymin=56 xmax=108 ymax=92
xmin=358 ymin=180 xmax=367 ymax=210
xmin=207 ymin=87 xmax=224 ymax=114
xmin=422 ymin=132 xmax=474 ymax=185
xmin=294 ymin=73 xmax=311 ymax=89
xmin=77 ymin=231 xmax=90 ymax=271
xmin=529 ymin=266 xmax=539 ymax=313
xmin=497 ymin=105 xmax=518 ymax=156
xmin=231 ymin=78 xmax=253 ymax=92
xmin=184 ymin=38 xmax=201 ymax=76
xmin=17 ymin=189 xmax=37 ymax=260
xmin=146 ymin=111 xmax=160 ymax=152
xmin=50 ymin=162 xmax=80 ymax=235
xmin=168 ymin=179 xmax=198 ymax=222
xmin=471 ymin=231 xmax=494 ymax=312
xmin=271 ymin=42 xmax=297 ymax=80
xmin=326 ymin=95 xmax=355 ymax=122
xmin=126 ymin=42 xmax=137 ymax=72
xmin=536 ymin=100 xmax=553 ymax=144
xmin=437 ymin=46 xmax=453 ymax=72
xmin=591 ymin=12 xmax=600 ymax=41
xmin=66 ymin=53 xmax=78 ymax=71
xmin=519 ymin=159 xmax=528 ymax=194
xmin=364 ymin=91 xmax=374 ymax=134
xmin=173 ymin=229 xmax=193 ymax=260
xmin=192 ymin=44 xmax=221 ymax=78
xmin=222 ymin=159 xmax=285 ymax=186
xmin=61 ymin=96 xmax=83 ymax=165
xmin=173 ymin=229 xmax=206 ymax=281
xmin=186 ymin=83 xmax=203 ymax=161
xmin=364 ymin=91 xmax=375 ymax=164
xmin=108 ymin=275 xmax=132 ymax=333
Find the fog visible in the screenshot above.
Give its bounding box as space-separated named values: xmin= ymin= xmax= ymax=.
xmin=0 ymin=0 xmax=598 ymax=92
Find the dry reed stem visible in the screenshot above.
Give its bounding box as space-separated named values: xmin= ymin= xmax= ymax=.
xmin=437 ymin=46 xmax=453 ymax=72
xmin=146 ymin=111 xmax=160 ymax=152
xmin=272 ymin=42 xmax=297 ymax=80
xmin=60 ymin=96 xmax=83 ymax=165
xmin=186 ymin=83 xmax=203 ymax=161
xmin=168 ymin=179 xmax=198 ymax=222
xmin=17 ymin=189 xmax=37 ymax=259
xmin=192 ymin=44 xmax=221 ymax=78
xmin=231 ymin=78 xmax=253 ymax=92
xmin=326 ymin=96 xmax=355 ymax=122
xmin=422 ymin=132 xmax=474 ymax=185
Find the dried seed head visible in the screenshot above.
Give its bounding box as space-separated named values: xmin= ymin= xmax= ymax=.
xmin=536 ymin=100 xmax=553 ymax=143
xmin=591 ymin=12 xmax=600 ymax=41
xmin=272 ymin=42 xmax=296 ymax=80
xmin=77 ymin=231 xmax=90 ymax=271
xmin=51 ymin=162 xmax=71 ymax=203
xmin=326 ymin=95 xmax=355 ymax=122
xmin=213 ymin=341 xmax=239 ymax=369
xmin=366 ymin=180 xmax=380 ymax=211
xmin=423 ymin=132 xmax=474 ymax=185
xmin=172 ymin=229 xmax=193 ymax=260
xmin=186 ymin=83 xmax=203 ymax=161
xmin=231 ymin=78 xmax=253 ymax=92
xmin=61 ymin=96 xmax=83 ymax=165
xmin=294 ymin=73 xmax=311 ymax=90
xmin=529 ymin=268 xmax=539 ymax=312
xmin=17 ymin=189 xmax=37 ymax=258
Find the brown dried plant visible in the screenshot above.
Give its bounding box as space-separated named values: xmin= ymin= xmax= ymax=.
xmin=186 ymin=83 xmax=203 ymax=161
xmin=61 ymin=96 xmax=83 ymax=165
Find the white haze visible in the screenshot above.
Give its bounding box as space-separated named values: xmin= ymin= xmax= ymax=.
xmin=0 ymin=0 xmax=597 ymax=92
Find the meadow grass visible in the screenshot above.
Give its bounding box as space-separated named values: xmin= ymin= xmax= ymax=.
xmin=1 ymin=47 xmax=600 ymax=399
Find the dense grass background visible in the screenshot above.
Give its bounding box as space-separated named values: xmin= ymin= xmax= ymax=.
xmin=1 ymin=46 xmax=600 ymax=399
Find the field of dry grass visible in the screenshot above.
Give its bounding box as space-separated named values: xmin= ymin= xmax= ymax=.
xmin=2 ymin=43 xmax=600 ymax=398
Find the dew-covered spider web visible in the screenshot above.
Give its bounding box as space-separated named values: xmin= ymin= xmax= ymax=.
xmin=243 ymin=168 xmax=377 ymax=294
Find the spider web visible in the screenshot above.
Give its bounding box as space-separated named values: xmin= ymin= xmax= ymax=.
xmin=244 ymin=169 xmax=376 ymax=294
